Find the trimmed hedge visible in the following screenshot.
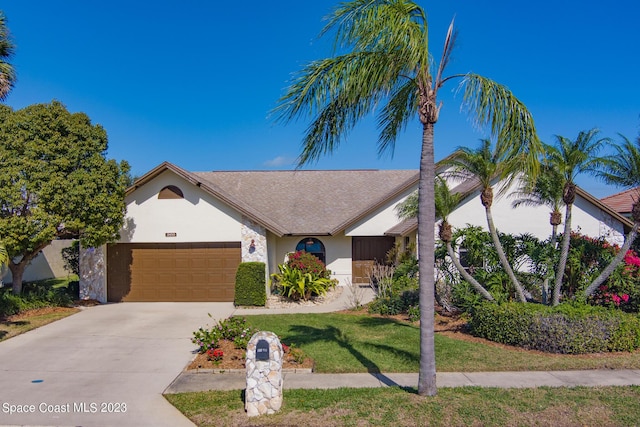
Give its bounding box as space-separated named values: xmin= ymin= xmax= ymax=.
xmin=469 ymin=302 xmax=640 ymax=354
xmin=234 ymin=262 xmax=266 ymax=307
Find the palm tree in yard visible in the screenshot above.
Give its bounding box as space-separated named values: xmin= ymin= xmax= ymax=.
xmin=0 ymin=11 xmax=15 ymax=100
xmin=584 ymin=134 xmax=640 ymax=297
xmin=547 ymin=129 xmax=609 ymax=306
xmin=511 ymin=163 xmax=564 ymax=304
xmin=434 ymin=177 xmax=494 ymax=301
xmin=396 ymin=178 xmax=494 ymax=301
xmin=511 ymin=164 xmax=564 ymax=242
xmin=443 ymin=139 xmax=529 ymax=302
xmin=273 ymin=0 xmax=539 ymax=396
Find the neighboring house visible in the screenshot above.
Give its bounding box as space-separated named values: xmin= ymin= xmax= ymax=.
xmin=78 ymin=162 xmax=633 ymax=303
xmin=1 ymin=239 xmax=74 ymax=286
xmin=601 ymin=187 xmax=640 ymax=221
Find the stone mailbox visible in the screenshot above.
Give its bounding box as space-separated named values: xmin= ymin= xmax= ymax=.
xmin=245 ymin=331 xmax=283 ymax=417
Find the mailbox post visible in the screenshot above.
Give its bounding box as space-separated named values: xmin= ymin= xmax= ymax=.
xmin=245 ymin=331 xmax=283 ymax=417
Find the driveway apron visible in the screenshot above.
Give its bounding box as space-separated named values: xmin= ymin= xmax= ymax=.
xmin=0 ymin=302 xmax=235 ymax=427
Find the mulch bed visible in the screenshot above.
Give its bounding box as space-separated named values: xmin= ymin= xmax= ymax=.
xmin=187 ymin=339 xmax=315 ymax=371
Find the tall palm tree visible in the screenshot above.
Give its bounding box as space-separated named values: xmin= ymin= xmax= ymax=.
xmin=510 ymin=164 xmax=564 ymax=304
xmin=273 ymin=0 xmax=539 ymax=396
xmin=546 ymin=129 xmax=609 ymax=305
xmin=396 ymin=179 xmax=494 ymax=301
xmin=584 ymin=134 xmax=640 ymax=297
xmin=434 ymin=177 xmax=494 ymax=301
xmin=511 ymin=164 xmax=564 ymax=242
xmin=0 ymin=12 xmax=15 ymax=100
xmin=443 ymin=139 xmax=528 ymax=302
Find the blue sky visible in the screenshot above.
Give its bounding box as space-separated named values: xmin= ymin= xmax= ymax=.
xmin=2 ymin=1 xmax=639 ymax=197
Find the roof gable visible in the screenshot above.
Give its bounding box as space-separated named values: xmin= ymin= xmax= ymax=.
xmin=128 ymin=163 xmax=418 ymax=236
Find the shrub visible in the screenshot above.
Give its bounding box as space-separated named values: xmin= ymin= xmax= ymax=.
xmin=270 ymin=253 xmax=336 ymax=301
xmin=368 ymin=289 xmax=418 ymax=316
xmin=61 ymin=240 xmax=80 ymax=276
xmin=0 ymin=282 xmax=74 ymax=318
xmin=191 ymin=316 xmax=258 ymax=353
xmin=234 ymin=262 xmax=266 ymax=306
xmin=286 ymin=250 xmax=331 ymax=278
xmin=469 ymin=302 xmax=640 ymax=354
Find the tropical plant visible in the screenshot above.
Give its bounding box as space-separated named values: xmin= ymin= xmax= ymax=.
xmin=270 ymin=264 xmax=334 ymax=301
xmin=434 ymin=177 xmax=493 ymax=301
xmin=272 ymin=0 xmax=539 ymax=395
xmin=546 ymin=129 xmax=610 ymax=305
xmin=443 ymin=139 xmax=528 ymax=302
xmin=584 ymin=133 xmax=640 ymax=297
xmin=0 ymin=12 xmax=15 ymax=100
xmin=510 ymin=164 xmax=564 ymax=303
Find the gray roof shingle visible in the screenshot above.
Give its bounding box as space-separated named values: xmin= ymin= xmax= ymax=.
xmin=192 ymin=169 xmax=418 ymax=235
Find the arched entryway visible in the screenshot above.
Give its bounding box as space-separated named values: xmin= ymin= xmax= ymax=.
xmin=295 ymin=237 xmax=326 ymax=264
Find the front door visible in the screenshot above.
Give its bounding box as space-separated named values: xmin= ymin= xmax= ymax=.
xmin=351 ymin=236 xmax=395 ymax=284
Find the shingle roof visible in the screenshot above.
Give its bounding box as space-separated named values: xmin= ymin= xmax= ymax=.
xmin=192 ymin=169 xmax=418 ymax=236
xmin=601 ymin=187 xmax=640 ymax=215
xmin=129 ymin=162 xmax=419 ymax=237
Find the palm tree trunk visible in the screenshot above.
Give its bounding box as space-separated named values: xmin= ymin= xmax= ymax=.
xmin=584 ymin=225 xmax=639 ymax=297
xmin=485 ymin=206 xmax=528 ymax=302
xmin=417 ymin=121 xmax=437 ymax=397
xmin=553 ymin=203 xmax=573 ymax=306
xmin=446 ymin=242 xmax=494 ymax=301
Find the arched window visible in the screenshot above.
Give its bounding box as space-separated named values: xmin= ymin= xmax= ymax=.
xmin=296 ymin=237 xmax=326 ymax=264
xmin=158 ymin=185 xmax=184 ymax=199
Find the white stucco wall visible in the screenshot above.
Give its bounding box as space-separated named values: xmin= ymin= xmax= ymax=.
xmin=345 ymin=186 xmax=416 ymax=236
xmin=447 ymin=186 xmax=625 ymax=245
xmin=121 ymin=171 xmax=243 ymax=243
xmin=271 ymin=234 xmax=352 ymax=286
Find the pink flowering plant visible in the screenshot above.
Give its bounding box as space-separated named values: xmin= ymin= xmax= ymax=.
xmin=587 ymin=248 xmax=640 ymax=312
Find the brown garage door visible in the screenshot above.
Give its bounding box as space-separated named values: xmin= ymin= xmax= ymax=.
xmin=106 ymin=242 xmax=241 ymax=302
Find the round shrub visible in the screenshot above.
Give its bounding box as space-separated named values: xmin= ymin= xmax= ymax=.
xmin=469 ymin=302 xmax=640 ymax=354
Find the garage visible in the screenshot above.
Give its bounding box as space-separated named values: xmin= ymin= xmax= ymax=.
xmin=106 ymin=242 xmax=241 ymax=302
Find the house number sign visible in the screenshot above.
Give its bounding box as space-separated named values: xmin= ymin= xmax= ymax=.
xmin=256 ymin=339 xmax=270 ymax=361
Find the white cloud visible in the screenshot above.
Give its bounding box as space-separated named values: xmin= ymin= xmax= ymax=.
xmin=263 ymin=156 xmax=294 ymax=168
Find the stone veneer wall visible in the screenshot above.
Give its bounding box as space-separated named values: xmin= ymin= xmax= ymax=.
xmin=79 ymin=245 xmax=106 ymax=303
xmin=245 ymin=331 xmax=283 ymax=417
xmin=241 ymin=217 xmax=267 ymax=263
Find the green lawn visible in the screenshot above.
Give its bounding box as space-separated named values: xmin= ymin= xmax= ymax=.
xmin=0 ymin=307 xmax=79 ymax=341
xmin=166 ymin=386 xmax=640 ymax=427
xmin=243 ymin=312 xmax=640 ymax=373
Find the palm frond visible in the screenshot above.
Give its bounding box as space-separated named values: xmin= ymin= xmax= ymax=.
xmin=324 ymin=0 xmax=428 ymax=65
xmin=459 ymin=74 xmax=541 ymax=178
xmin=377 ymin=79 xmax=418 ymax=156
xmin=0 ymin=12 xmax=15 ymax=100
xmin=395 ymin=189 xmax=418 ymax=219
xmin=597 ymin=133 xmax=640 ymax=188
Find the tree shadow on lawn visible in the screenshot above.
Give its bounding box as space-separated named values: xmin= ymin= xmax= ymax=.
xmin=284 ymin=322 xmax=418 ymax=390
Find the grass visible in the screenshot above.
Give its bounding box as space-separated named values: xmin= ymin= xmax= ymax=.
xmin=242 ymin=312 xmax=640 ymax=372
xmin=0 ymin=307 xmax=79 ymax=341
xmin=166 ymin=385 xmax=640 ymax=426
xmin=0 ymin=276 xmax=80 ymax=340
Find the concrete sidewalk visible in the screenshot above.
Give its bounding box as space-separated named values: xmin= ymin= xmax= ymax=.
xmin=166 ymin=369 xmax=640 ymax=394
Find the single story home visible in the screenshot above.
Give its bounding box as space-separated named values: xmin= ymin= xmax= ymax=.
xmin=78 ymin=162 xmax=633 ymax=303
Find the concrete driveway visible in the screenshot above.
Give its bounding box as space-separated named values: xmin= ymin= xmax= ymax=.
xmin=0 ymin=302 xmax=236 ymax=427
